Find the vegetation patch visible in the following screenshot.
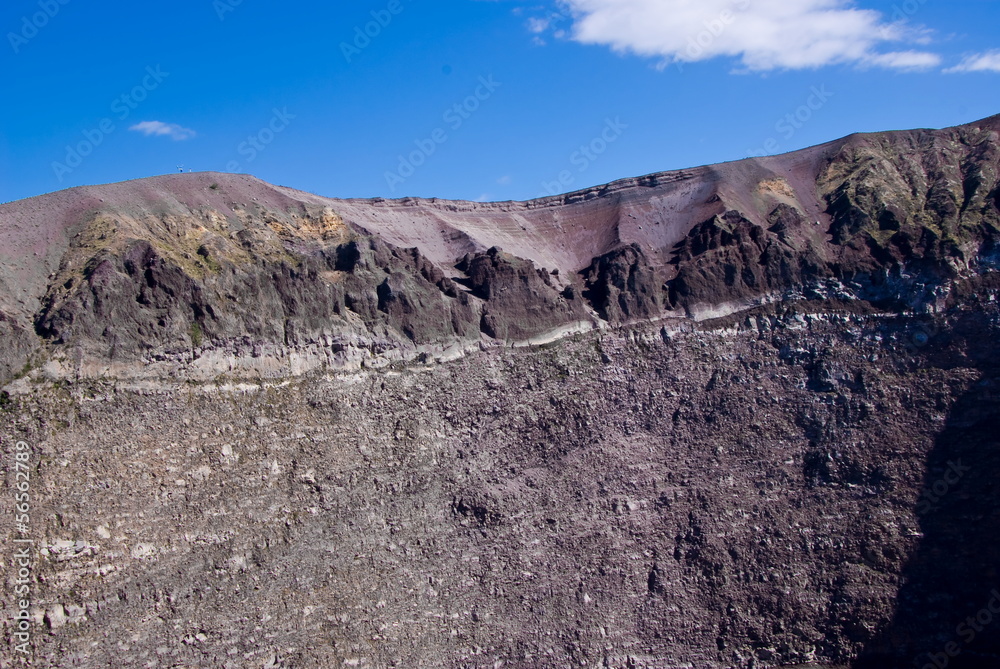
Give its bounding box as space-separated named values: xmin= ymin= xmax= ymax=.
xmin=190 ymin=322 xmax=204 ymax=348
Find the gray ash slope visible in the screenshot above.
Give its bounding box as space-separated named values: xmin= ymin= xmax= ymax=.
xmin=1 ymin=115 xmax=999 ymax=668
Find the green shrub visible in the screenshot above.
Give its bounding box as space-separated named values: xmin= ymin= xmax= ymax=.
xmin=190 ymin=322 xmax=204 ymax=348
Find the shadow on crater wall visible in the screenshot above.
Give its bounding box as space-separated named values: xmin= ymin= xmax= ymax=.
xmin=856 ymin=318 xmax=1000 ymax=669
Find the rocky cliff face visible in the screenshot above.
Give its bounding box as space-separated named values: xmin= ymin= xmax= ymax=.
xmin=1 ymin=115 xmax=998 ymax=385
xmin=1 ymin=115 xmax=1000 ymax=668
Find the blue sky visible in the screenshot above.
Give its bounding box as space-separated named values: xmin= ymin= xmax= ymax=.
xmin=2 ymin=0 xmax=999 ymax=204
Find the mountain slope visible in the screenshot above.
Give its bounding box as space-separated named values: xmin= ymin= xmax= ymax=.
xmin=2 ymin=115 xmax=1000 ymax=669
xmin=1 ymin=115 xmax=999 ymax=386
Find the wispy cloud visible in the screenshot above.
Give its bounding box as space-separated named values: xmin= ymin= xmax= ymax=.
xmin=866 ymin=50 xmax=942 ymax=70
xmin=548 ymin=0 xmax=940 ymax=72
xmin=944 ymin=50 xmax=1000 ymax=74
xmin=527 ymin=17 xmax=550 ymax=34
xmin=129 ymin=121 xmax=197 ymax=141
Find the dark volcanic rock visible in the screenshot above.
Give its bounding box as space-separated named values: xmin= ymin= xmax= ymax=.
xmin=666 ymin=210 xmax=824 ymax=313
xmin=5 ymin=305 xmax=1000 ymax=668
xmin=581 ymin=243 xmax=661 ymax=322
xmin=0 ymin=309 xmax=35 ymax=381
xmin=36 ymin=232 xmax=479 ymax=363
xmin=456 ymin=246 xmax=590 ymax=340
xmin=767 ymin=202 xmax=806 ymax=239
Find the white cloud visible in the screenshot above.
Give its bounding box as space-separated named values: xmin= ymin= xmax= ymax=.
xmin=527 ymin=17 xmax=551 ymax=34
xmin=129 ymin=121 xmax=197 ymax=141
xmin=944 ymin=50 xmax=1000 ymax=74
xmin=866 ymin=50 xmax=941 ymax=70
xmin=552 ymin=0 xmax=940 ymax=71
